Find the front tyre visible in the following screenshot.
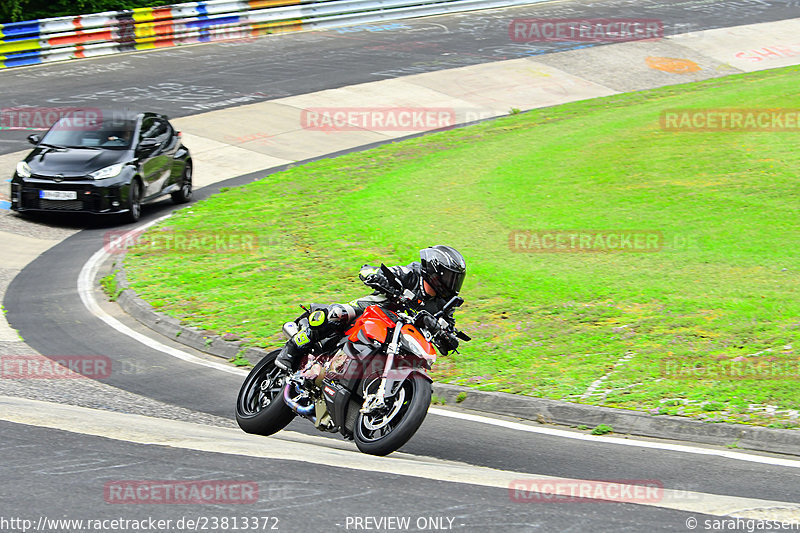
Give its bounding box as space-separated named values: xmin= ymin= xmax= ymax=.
xmin=354 ymin=376 xmax=432 ymax=456
xmin=236 ymin=349 xmax=296 ymax=436
xmin=126 ymin=180 xmax=142 ymax=223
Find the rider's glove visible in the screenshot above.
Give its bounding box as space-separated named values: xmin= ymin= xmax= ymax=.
xmin=419 ymin=312 xmax=439 ymax=333
xmin=363 ymin=273 xmax=396 ymax=296
xmin=437 ymin=332 xmax=459 ymax=355
xmin=359 ymin=265 xmax=379 ymax=282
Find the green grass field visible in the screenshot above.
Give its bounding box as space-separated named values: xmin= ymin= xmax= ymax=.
xmin=123 ymin=65 xmax=800 ymax=428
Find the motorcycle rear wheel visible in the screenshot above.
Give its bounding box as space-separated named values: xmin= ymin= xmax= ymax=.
xmin=236 ymin=349 xmax=296 ymax=436
xmin=354 ymin=376 xmax=432 ymax=456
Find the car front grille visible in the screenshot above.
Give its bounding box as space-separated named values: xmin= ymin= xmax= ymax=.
xmin=31 ymin=173 xmax=86 ymax=181
xmin=20 ymin=185 xmax=110 ymax=213
xmin=39 ymin=199 xmax=84 ymax=211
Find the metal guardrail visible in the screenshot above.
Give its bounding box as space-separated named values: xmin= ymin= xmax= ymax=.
xmin=0 ymin=0 xmax=546 ymax=69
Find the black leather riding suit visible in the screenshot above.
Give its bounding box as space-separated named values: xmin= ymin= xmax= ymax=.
xmin=285 ymin=262 xmax=455 ymax=356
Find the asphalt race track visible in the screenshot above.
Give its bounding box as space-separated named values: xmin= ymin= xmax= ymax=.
xmin=2 ymin=1 xmax=800 ymax=532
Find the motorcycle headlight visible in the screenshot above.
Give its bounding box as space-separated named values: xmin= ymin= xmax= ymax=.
xmin=401 ymin=332 xmax=431 ymax=359
xmin=89 ymin=163 xmax=124 ymax=180
xmin=16 ymin=161 xmax=31 ymax=178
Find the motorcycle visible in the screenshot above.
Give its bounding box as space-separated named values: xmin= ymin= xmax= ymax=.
xmin=235 ymin=264 xmax=470 ymax=456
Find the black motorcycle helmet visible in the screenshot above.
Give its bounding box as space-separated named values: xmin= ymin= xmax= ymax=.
xmin=420 ymin=245 xmax=466 ymax=299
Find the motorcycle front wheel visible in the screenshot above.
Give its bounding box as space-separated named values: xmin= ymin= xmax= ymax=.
xmin=236 ymin=349 xmax=296 ymax=436
xmin=354 ymin=375 xmax=432 ymax=456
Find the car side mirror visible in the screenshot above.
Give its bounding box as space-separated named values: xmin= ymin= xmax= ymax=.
xmin=27 ymin=134 xmax=40 ymax=145
xmin=136 ymin=138 xmax=159 ymax=154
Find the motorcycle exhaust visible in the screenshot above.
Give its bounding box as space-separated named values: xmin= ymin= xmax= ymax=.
xmin=282 ymin=381 xmax=316 ymax=418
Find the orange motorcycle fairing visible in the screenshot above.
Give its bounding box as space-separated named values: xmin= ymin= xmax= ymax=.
xmin=346 ymin=306 xmax=395 ymax=344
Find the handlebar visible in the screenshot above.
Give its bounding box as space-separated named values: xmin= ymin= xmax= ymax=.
xmin=435 ymin=295 xmax=464 ymax=319
xmin=371 ymin=264 xmax=471 ymax=345
xmin=411 ymin=308 xmax=471 ymax=346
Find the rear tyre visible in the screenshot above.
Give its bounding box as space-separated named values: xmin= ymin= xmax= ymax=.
xmin=236 ymin=349 xmax=296 ymax=436
xmin=354 ymin=376 xmax=432 ymax=456
xmin=171 ymin=161 xmax=192 ymax=204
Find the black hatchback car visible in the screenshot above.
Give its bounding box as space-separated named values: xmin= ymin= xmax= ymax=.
xmin=10 ymin=110 xmax=192 ymax=222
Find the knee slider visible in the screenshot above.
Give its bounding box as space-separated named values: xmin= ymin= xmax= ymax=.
xmin=328 ymin=304 xmax=355 ymax=324
xmin=309 ymin=310 xmax=326 ymax=328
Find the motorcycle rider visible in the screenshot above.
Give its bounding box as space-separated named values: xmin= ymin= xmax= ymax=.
xmin=274 ymin=245 xmax=467 ymax=371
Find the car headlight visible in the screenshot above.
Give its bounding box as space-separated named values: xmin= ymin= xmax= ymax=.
xmin=89 ymin=163 xmax=125 ymax=180
xmin=16 ymin=161 xmax=31 ymax=178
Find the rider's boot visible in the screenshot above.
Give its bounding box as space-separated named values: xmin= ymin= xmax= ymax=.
xmin=274 ymin=329 xmax=312 ymax=371
xmin=274 ymin=305 xmax=355 ymax=371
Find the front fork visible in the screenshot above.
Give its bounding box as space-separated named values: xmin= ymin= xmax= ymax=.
xmin=360 ymin=320 xmax=404 ymax=414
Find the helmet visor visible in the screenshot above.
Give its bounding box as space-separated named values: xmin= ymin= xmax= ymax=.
xmin=437 ymin=267 xmax=465 ymax=298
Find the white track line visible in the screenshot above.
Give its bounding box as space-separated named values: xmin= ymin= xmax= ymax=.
xmin=79 ymin=226 xmax=800 ymax=469
xmin=429 ymin=408 xmax=800 ymax=469
xmin=77 ymin=217 xmax=248 ymax=377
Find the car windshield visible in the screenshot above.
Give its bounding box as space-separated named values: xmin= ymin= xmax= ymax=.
xmin=41 ymin=116 xmax=136 ymax=150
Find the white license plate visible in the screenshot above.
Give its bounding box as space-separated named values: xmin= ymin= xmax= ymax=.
xmin=39 ymin=190 xmax=77 ymax=200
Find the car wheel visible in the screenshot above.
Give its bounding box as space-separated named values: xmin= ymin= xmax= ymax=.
xmin=127 ymin=180 xmax=142 ymax=223
xmin=171 ymin=162 xmax=192 ymax=204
